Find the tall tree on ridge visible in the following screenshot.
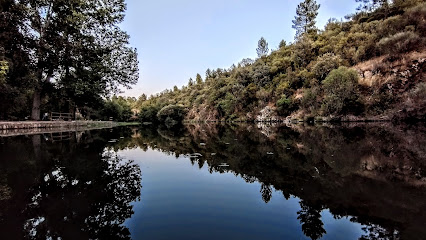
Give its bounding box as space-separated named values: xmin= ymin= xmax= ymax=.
xmin=292 ymin=0 xmax=320 ymax=38
xmin=256 ymin=37 xmax=269 ymax=58
xmin=196 ymin=73 xmax=203 ymax=85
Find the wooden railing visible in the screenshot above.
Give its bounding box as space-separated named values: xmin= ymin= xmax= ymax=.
xmin=50 ymin=112 xmax=73 ymax=121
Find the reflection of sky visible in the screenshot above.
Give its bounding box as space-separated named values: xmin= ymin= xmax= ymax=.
xmin=119 ymin=148 xmax=364 ymax=240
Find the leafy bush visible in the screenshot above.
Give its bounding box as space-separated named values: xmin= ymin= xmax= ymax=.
xmin=156 ymin=104 xmax=187 ymax=126
xmin=321 ymin=67 xmax=363 ymax=115
xmin=405 ymin=2 xmax=426 ymax=35
xmin=101 ymin=99 xmax=133 ymax=122
xmin=139 ymin=105 xmax=160 ymax=123
xmin=291 ymin=35 xmax=315 ymax=68
xmin=276 ymin=95 xmax=295 ymax=116
xmin=377 ymin=31 xmax=422 ymax=55
xmin=301 ymin=87 xmax=321 ymax=112
xmin=311 ymin=53 xmax=344 ymax=81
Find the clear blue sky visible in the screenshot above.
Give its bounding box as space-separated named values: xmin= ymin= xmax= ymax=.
xmin=121 ymin=0 xmax=359 ymax=97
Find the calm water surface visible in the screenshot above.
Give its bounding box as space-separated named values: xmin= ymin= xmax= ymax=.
xmin=0 ymin=123 xmax=425 ymax=240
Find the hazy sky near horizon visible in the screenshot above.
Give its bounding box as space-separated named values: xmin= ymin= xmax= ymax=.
xmin=121 ymin=0 xmax=359 ymax=98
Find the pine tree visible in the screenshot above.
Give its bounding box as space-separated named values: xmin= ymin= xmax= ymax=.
xmin=205 ymin=69 xmax=211 ymax=79
xmin=256 ymin=37 xmax=269 ymax=58
xmin=196 ymin=74 xmax=203 ymax=85
xmin=279 ymin=40 xmax=287 ymax=49
xmin=292 ymin=0 xmax=320 ymax=38
xmin=356 ymin=0 xmax=388 ymax=13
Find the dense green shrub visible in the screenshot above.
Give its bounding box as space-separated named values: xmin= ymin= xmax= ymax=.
xmin=405 ymin=2 xmax=426 ymax=35
xmin=301 ymin=87 xmax=321 ymax=112
xmin=378 ymin=31 xmax=422 ymax=55
xmin=321 ymin=67 xmax=362 ymax=115
xmin=156 ymin=105 xmax=187 ymax=126
xmin=291 ymin=35 xmax=315 ymax=68
xmin=101 ymin=98 xmax=133 ymax=122
xmin=311 ymin=53 xmax=344 ymax=81
xmin=276 ymin=95 xmax=295 ymax=116
xmin=139 ymin=105 xmax=161 ymax=123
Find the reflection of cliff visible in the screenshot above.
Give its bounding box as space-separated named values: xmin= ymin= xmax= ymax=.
xmin=135 ymin=123 xmax=426 ymax=240
xmin=0 ymin=127 xmax=142 ymax=239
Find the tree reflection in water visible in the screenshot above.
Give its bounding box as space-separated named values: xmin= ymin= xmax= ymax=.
xmin=297 ymin=200 xmax=326 ymax=240
xmin=1 ymin=123 xmax=426 ymax=240
xmin=24 ymin=153 xmax=141 ymax=239
xmin=0 ymin=128 xmax=141 ymax=239
xmin=130 ymin=123 xmax=426 ymax=240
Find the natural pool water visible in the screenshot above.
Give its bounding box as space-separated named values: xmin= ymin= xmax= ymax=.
xmin=0 ymin=123 xmax=425 ymax=239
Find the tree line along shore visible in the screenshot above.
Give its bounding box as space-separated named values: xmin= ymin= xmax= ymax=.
xmin=1 ymin=0 xmax=425 ymax=125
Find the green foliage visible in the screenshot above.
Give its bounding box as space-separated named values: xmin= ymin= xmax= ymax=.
xmin=0 ymin=60 xmax=7 ymax=83
xmin=139 ymin=105 xmax=161 ymax=123
xmin=0 ymin=0 xmax=138 ymax=120
xmin=101 ymin=96 xmax=133 ymax=122
xmin=311 ymin=53 xmax=344 ymax=81
xmin=217 ymin=92 xmax=238 ymax=118
xmin=3 ymin=0 xmax=423 ymax=121
xmin=127 ymin=0 xmax=424 ymax=121
xmin=279 ymin=40 xmax=287 ymax=49
xmin=292 ymin=0 xmax=321 ymax=38
xmin=292 ymin=35 xmax=315 ymax=68
xmin=276 ymin=95 xmax=295 ymax=116
xmin=377 ymin=31 xmax=423 ymax=55
xmin=257 ymin=37 xmax=269 ymax=58
xmin=301 ymin=87 xmax=321 ymax=112
xmin=321 ymin=67 xmax=362 ymax=115
xmin=196 ymin=74 xmax=203 ymax=85
xmin=156 ymin=105 xmax=187 ymax=127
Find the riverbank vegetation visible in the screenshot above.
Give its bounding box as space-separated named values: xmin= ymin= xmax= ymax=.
xmin=0 ymin=0 xmax=138 ymax=121
xmin=136 ymin=0 xmax=426 ymax=123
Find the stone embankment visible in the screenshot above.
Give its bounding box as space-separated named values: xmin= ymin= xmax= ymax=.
xmin=0 ymin=121 xmax=117 ymax=137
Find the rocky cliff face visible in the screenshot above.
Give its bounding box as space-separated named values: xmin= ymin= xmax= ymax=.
xmin=354 ymin=50 xmax=426 ymax=121
xmin=185 ymin=105 xmax=219 ymax=122
xmin=255 ymin=105 xmax=281 ymax=122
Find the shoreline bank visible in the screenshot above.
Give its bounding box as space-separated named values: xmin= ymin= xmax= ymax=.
xmin=0 ymin=121 xmax=140 ymax=137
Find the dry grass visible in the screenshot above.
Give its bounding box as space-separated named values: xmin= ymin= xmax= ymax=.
xmin=353 ymin=50 xmax=426 ymax=87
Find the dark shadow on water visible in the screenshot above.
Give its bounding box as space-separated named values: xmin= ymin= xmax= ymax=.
xmin=1 ymin=123 xmax=426 ymax=239
xmin=132 ymin=122 xmax=426 ymax=240
xmin=0 ymin=127 xmax=142 ymax=240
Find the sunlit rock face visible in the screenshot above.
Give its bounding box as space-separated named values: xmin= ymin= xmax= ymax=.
xmin=256 ymin=106 xmax=280 ymax=122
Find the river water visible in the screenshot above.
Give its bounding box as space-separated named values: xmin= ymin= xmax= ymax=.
xmin=0 ymin=123 xmax=425 ymax=240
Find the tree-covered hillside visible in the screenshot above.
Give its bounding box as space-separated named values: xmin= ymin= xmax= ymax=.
xmin=138 ymin=0 xmax=426 ymax=123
